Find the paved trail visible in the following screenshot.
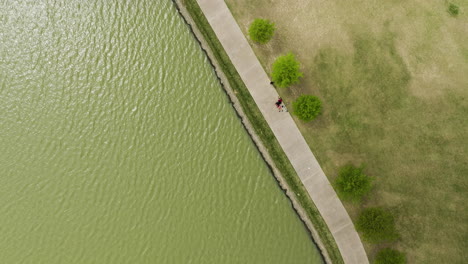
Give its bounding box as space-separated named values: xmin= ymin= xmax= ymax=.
xmin=195 ymin=1 xmax=369 ymax=263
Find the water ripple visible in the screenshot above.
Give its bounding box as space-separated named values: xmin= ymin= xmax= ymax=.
xmin=0 ymin=0 xmax=322 ymax=263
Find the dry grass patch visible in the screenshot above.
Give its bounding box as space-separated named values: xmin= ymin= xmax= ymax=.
xmin=226 ymin=0 xmax=468 ymax=263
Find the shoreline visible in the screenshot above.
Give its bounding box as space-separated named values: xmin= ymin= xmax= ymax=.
xmin=171 ymin=0 xmax=336 ymax=263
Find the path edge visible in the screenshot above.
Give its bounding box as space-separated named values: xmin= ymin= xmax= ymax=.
xmin=172 ymin=0 xmax=341 ymax=263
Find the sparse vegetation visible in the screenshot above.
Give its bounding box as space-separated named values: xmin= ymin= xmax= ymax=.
xmin=292 ymin=95 xmax=322 ymax=121
xmin=448 ymin=3 xmax=460 ymax=16
xmin=271 ymin=53 xmax=303 ymax=88
xmin=334 ymin=164 xmax=372 ymax=202
xmin=374 ymin=248 xmax=406 ymax=264
xmin=248 ymin=18 xmax=275 ymax=44
xmin=356 ymin=208 xmax=398 ymax=243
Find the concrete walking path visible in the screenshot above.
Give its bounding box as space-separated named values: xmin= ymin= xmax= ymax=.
xmin=195 ymin=1 xmax=369 ymax=263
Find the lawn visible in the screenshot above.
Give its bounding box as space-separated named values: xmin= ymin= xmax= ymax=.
xmin=225 ymin=0 xmax=468 ymax=263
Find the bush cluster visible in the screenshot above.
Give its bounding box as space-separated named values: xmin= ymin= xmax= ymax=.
xmin=292 ymin=95 xmax=322 ymax=121
xmin=334 ymin=164 xmax=372 ymax=202
xmin=356 ymin=207 xmax=398 ymax=243
xmin=246 ymin=13 xmax=407 ymax=261
xmin=271 ymin=53 xmax=303 ymax=88
xmin=248 ymin=18 xmax=275 ymax=44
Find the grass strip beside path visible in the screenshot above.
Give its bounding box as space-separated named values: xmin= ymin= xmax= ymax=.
xmin=179 ymin=0 xmax=344 ymax=263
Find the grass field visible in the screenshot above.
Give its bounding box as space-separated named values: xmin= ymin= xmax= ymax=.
xmin=225 ymin=0 xmax=468 ymax=263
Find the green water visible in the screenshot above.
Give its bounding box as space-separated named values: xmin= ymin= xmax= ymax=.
xmin=0 ymin=0 xmax=322 ymax=263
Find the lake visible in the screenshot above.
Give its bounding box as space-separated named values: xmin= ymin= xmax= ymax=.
xmin=0 ymin=0 xmax=322 ymax=263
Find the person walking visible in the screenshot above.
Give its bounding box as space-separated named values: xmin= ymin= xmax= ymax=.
xmin=275 ymin=97 xmax=283 ymax=111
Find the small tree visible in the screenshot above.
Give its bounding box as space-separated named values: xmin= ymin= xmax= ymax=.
xmin=292 ymin=95 xmax=322 ymax=121
xmin=356 ymin=208 xmax=399 ymax=243
xmin=375 ymin=248 xmax=406 ymax=264
xmin=448 ymin=3 xmax=460 ymax=17
xmin=271 ymin=53 xmax=303 ymax=88
xmin=248 ymin=18 xmax=275 ymax=44
xmin=334 ymin=164 xmax=372 ymax=202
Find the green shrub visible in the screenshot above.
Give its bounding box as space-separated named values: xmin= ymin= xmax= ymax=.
xmin=448 ymin=3 xmax=460 ymax=16
xmin=248 ymin=18 xmax=275 ymax=44
xmin=375 ymin=248 xmax=406 ymax=264
xmin=271 ymin=53 xmax=303 ymax=88
xmin=334 ymin=164 xmax=372 ymax=202
xmin=356 ymin=207 xmax=398 ymax=243
xmin=292 ymin=95 xmax=322 ymax=121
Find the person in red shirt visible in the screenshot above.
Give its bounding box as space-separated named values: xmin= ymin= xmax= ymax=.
xmin=275 ymin=97 xmax=283 ymax=111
